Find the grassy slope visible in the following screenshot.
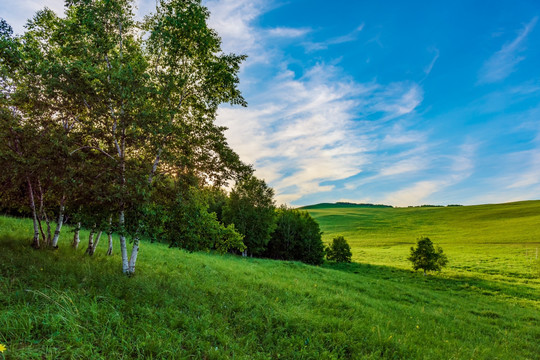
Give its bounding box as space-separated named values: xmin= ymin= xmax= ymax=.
xmin=0 ymin=201 xmax=539 ymax=359
xmin=307 ymin=200 xmax=540 ymax=279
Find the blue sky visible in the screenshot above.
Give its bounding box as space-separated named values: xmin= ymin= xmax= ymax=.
xmin=2 ymin=0 xmax=540 ymax=206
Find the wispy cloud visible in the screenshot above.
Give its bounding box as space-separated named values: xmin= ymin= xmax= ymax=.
xmin=478 ymin=16 xmax=538 ymax=84
xmin=506 ymin=149 xmax=540 ymax=189
xmin=216 ymin=62 xmax=424 ymax=204
xmin=204 ymin=0 xmax=427 ymax=205
xmin=303 ymin=23 xmax=365 ymax=51
xmin=0 ymin=0 xmax=65 ymax=34
xmin=204 ymin=0 xmax=267 ymax=55
xmin=380 ymin=142 xmax=476 ymax=206
xmin=267 ymin=27 xmax=311 ymax=38
xmin=423 ymin=48 xmax=440 ymax=75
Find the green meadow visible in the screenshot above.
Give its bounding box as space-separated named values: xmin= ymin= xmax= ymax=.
xmin=1 ymin=200 xmax=540 ymax=359
xmin=304 ymin=200 xmax=540 ymax=279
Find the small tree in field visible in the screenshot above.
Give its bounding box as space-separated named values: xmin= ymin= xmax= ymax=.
xmin=408 ymin=237 xmax=448 ymax=275
xmin=326 ymin=236 xmax=352 ymax=263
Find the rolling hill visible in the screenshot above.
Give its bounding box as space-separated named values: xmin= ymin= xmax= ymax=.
xmin=0 ymin=200 xmax=539 ymax=359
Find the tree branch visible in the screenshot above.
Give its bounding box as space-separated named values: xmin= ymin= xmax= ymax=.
xmin=70 ymin=146 xmax=117 ymax=161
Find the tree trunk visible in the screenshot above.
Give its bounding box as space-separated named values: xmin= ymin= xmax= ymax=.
xmin=27 ymin=178 xmax=40 ymax=248
xmin=90 ymin=231 xmax=103 ymax=255
xmin=119 ymin=210 xmax=130 ymax=273
xmin=44 ymin=211 xmax=52 ymax=247
xmin=106 ymin=215 xmax=113 ymax=256
xmin=51 ymin=200 xmax=65 ymax=248
xmin=72 ymin=222 xmax=81 ymax=249
xmin=37 ymin=180 xmax=51 ymax=246
xmin=127 ymin=237 xmax=139 ymax=274
xmin=85 ymin=225 xmax=96 ymax=255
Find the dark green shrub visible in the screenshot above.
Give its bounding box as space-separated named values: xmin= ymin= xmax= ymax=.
xmin=408 ymin=237 xmax=448 ymax=275
xmin=222 ymin=175 xmax=276 ymax=256
xmin=265 ymin=206 xmax=325 ymax=265
xmin=326 ymin=236 xmax=352 ymax=263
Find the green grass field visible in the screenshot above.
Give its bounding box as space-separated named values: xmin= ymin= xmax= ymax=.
xmin=305 ymin=200 xmax=540 ymax=280
xmin=1 ymin=201 xmax=540 ymax=359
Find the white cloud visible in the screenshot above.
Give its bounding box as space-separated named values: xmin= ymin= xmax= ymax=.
xmin=303 ymin=23 xmax=365 ymax=51
xmin=424 ymin=48 xmax=439 ymax=75
xmin=267 ymin=27 xmax=311 ymax=38
xmin=478 ymin=16 xmax=538 ymax=84
xmin=507 ymin=149 xmax=540 ymax=189
xmin=369 ymin=83 xmax=423 ymax=120
xmin=203 ymin=0 xmax=426 ymax=205
xmin=380 ymin=141 xmax=476 ymax=206
xmin=216 ymin=59 xmax=426 ymax=205
xmin=0 ymin=0 xmax=65 ymax=34
xmin=204 ymin=0 xmax=267 ymax=55
xmin=379 ymin=157 xmax=428 ymax=177
xmin=382 ymin=180 xmax=444 ymax=207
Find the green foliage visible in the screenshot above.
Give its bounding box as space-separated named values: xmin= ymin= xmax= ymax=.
xmin=163 ymin=186 xmax=245 ymax=254
xmin=223 ymin=175 xmax=276 ymax=256
xmin=408 ymin=237 xmax=448 ymax=274
xmin=326 ymin=236 xmax=352 ymax=263
xmin=265 ymin=206 xmax=325 ymax=265
xmin=215 ymin=223 xmax=246 ymax=255
xmin=1 ymin=0 xmax=252 ymax=271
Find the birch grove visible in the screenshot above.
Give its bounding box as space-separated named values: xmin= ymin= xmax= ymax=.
xmin=0 ymin=0 xmax=249 ymax=275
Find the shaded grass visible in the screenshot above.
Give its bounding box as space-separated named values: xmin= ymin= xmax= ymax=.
xmin=1 ymin=203 xmax=540 ymax=359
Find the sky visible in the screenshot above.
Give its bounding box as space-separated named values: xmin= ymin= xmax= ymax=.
xmin=2 ymin=0 xmax=540 ymax=207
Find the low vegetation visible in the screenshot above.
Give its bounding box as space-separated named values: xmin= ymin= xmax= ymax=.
xmin=1 ymin=201 xmax=540 ymax=358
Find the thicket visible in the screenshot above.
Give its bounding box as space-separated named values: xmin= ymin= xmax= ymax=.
xmin=265 ymin=206 xmax=325 ymax=265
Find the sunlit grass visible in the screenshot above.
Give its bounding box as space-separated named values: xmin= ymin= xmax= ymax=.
xmin=1 ymin=202 xmax=540 ymax=359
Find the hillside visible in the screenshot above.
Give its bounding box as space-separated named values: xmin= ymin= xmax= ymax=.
xmin=1 ymin=201 xmax=540 ymax=358
xmin=301 ymin=202 xmax=393 ymax=210
xmin=306 ymin=200 xmax=540 ymax=279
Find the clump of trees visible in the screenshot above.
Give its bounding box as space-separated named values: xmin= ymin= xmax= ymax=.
xmin=325 ymin=236 xmax=352 ymax=263
xmin=0 ymin=0 xmax=330 ymax=273
xmin=265 ymin=206 xmax=326 ymax=265
xmin=408 ymin=237 xmax=448 ymax=275
xmin=0 ymin=0 xmax=250 ymax=274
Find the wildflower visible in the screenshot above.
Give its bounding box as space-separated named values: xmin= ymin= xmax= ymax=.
xmin=0 ymin=343 xmax=6 ymax=353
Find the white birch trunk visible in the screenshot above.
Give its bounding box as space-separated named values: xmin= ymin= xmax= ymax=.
xmin=91 ymin=231 xmax=103 ymax=255
xmin=51 ymin=203 xmax=65 ymax=248
xmin=119 ymin=210 xmax=129 ymax=273
xmin=85 ymin=226 xmax=95 ymax=255
xmin=106 ymin=215 xmax=113 ymax=256
xmin=127 ymin=237 xmax=139 ymax=274
xmin=27 ymin=178 xmax=40 ymax=248
xmin=72 ymin=222 xmax=81 ymax=249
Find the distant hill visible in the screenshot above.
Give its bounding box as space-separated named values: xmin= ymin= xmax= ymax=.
xmin=300 ymin=202 xmax=393 ymax=210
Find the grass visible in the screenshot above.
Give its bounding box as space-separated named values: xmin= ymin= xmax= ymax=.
xmin=0 ymin=201 xmax=540 ymax=359
xmin=306 ymin=200 xmax=540 ymax=279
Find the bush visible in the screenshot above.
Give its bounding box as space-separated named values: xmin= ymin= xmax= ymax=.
xmin=265 ymin=206 xmax=325 ymax=265
xmin=162 ymin=186 xmax=246 ymax=254
xmin=408 ymin=237 xmax=448 ymax=275
xmin=326 ymin=236 xmax=352 ymax=263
